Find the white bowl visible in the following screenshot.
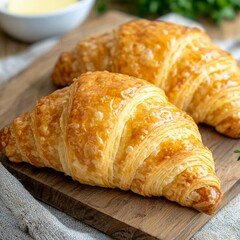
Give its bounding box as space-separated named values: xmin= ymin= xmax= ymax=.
xmin=0 ymin=0 xmax=95 ymax=42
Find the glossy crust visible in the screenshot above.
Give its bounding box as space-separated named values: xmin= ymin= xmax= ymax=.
xmin=1 ymin=71 xmax=221 ymax=214
xmin=52 ymin=20 xmax=240 ymax=138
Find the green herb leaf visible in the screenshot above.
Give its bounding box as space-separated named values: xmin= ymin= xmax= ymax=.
xmin=97 ymin=0 xmax=108 ymax=14
xmin=234 ymin=149 xmax=240 ymax=161
xmin=96 ymin=0 xmax=240 ymax=24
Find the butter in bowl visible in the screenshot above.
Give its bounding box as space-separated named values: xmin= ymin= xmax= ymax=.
xmin=0 ymin=0 xmax=95 ymax=42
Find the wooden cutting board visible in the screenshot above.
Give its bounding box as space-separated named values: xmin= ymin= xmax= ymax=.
xmin=0 ymin=11 xmax=239 ymax=240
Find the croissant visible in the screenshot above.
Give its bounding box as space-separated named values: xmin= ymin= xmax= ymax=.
xmin=52 ymin=20 xmax=240 ymax=138
xmin=0 ymin=71 xmax=222 ymax=214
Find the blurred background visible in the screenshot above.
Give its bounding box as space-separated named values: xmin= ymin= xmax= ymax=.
xmin=1 ymin=0 xmax=240 ymax=62
xmin=97 ymin=0 xmax=240 ymax=24
xmin=96 ymin=0 xmax=240 ymax=41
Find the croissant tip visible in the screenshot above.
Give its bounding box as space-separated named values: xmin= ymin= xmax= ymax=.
xmin=52 ymin=51 xmax=75 ymax=87
xmin=192 ymin=186 xmax=222 ymax=215
xmin=216 ymin=119 xmax=240 ymax=138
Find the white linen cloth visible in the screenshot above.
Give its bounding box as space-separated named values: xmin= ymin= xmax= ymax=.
xmin=0 ymin=37 xmax=58 ymax=84
xmin=0 ymin=163 xmax=111 ymax=240
xmin=0 ymin=13 xmax=239 ymax=240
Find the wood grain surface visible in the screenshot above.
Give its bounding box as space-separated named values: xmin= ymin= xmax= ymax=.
xmin=0 ymin=29 xmax=29 ymax=58
xmin=0 ymin=11 xmax=240 ymax=240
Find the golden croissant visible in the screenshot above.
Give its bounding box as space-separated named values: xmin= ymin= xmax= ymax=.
xmin=52 ymin=20 xmax=240 ymax=138
xmin=0 ymin=71 xmax=221 ymax=214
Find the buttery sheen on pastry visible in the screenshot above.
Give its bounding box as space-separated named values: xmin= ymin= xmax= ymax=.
xmin=0 ymin=71 xmax=221 ymax=214
xmin=52 ymin=20 xmax=240 ymax=138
